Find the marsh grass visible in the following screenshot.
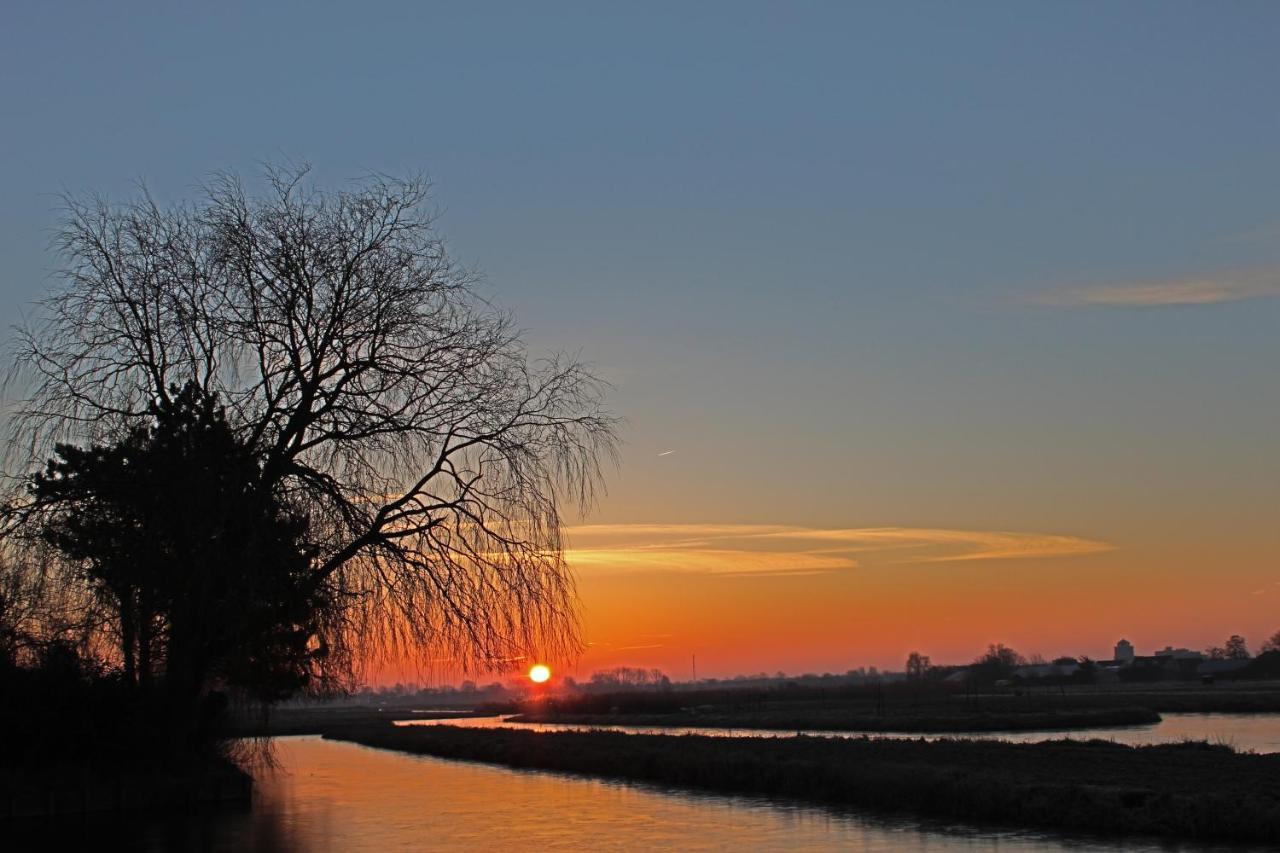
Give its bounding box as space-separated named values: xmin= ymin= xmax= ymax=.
xmin=327 ymin=723 xmax=1280 ymax=844
xmin=512 ymin=705 xmax=1162 ymax=733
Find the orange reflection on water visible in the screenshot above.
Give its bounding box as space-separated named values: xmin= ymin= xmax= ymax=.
xmin=226 ymin=737 xmax=1142 ymax=852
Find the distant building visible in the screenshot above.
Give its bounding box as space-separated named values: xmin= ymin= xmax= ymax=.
xmin=1114 ymin=638 xmax=1135 ymax=664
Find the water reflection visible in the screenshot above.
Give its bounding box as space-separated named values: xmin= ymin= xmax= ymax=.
xmin=398 ymin=712 xmax=1280 ymax=754
xmin=15 ymin=734 xmax=1274 ymax=851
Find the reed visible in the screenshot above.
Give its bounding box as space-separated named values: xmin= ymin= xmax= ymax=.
xmin=327 ymin=723 xmax=1280 ymax=844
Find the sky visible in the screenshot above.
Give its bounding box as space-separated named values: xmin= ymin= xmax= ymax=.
xmin=3 ymin=2 xmax=1279 ymax=681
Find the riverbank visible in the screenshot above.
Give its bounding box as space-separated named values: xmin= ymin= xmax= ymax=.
xmin=1113 ymin=689 xmax=1280 ymax=714
xmin=226 ymin=705 xmax=490 ymax=737
xmin=0 ymin=756 xmax=250 ymax=820
xmin=327 ymin=723 xmax=1280 ymax=844
xmin=509 ymin=705 xmax=1161 ymax=732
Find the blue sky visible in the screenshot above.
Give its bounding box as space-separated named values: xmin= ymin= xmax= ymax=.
xmin=4 ymin=2 xmax=1280 ymax=670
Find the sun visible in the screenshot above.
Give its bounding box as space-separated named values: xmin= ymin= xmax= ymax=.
xmin=528 ymin=663 xmax=552 ymax=683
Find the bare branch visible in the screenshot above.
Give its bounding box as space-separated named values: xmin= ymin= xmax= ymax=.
xmin=3 ymin=164 xmax=618 ymax=677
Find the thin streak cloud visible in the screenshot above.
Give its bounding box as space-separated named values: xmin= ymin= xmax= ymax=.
xmin=757 ymin=527 xmax=1112 ymax=562
xmin=1047 ymin=269 xmax=1280 ymax=307
xmin=564 ymin=523 xmax=1112 ymax=577
xmin=566 ymin=547 xmax=856 ymax=576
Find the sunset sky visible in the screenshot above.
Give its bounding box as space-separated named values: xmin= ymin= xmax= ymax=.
xmin=3 ymin=3 xmax=1279 ymax=680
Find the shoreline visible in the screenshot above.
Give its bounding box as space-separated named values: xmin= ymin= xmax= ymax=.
xmin=0 ymin=757 xmax=251 ymax=821
xmin=507 ymin=705 xmax=1162 ymax=733
xmin=325 ymin=723 xmax=1280 ymax=844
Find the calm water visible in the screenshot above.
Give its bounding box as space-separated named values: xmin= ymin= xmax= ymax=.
xmin=18 ymin=717 xmax=1280 ymax=851
xmin=397 ymin=711 xmax=1280 ymax=753
xmin=23 ymin=735 xmax=1262 ymax=852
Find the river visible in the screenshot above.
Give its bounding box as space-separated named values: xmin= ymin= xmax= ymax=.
xmin=396 ymin=711 xmax=1280 ymax=753
xmin=24 ymin=734 xmax=1261 ymax=852
xmin=17 ymin=715 xmax=1279 ymax=850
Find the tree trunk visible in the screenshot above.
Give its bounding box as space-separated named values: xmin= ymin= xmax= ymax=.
xmin=137 ymin=600 xmax=153 ymax=693
xmin=118 ymin=587 xmax=137 ymax=689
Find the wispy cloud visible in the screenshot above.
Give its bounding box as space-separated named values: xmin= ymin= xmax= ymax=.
xmin=564 ymin=523 xmax=1111 ymax=577
xmin=570 ymin=523 xmax=791 ymax=539
xmin=756 ymin=527 xmax=1112 ymax=562
xmin=566 ymin=547 xmax=856 ymax=576
xmin=1047 ymin=269 xmax=1280 ymax=307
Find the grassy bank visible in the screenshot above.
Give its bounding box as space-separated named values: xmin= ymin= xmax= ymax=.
xmin=526 ymin=680 xmax=1280 ymax=717
xmin=510 ymin=705 xmax=1161 ymax=733
xmin=327 ymin=723 xmax=1280 ymax=844
xmin=1119 ymin=690 xmax=1280 ymax=714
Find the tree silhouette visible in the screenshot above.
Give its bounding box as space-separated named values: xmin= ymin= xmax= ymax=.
xmin=971 ymin=643 xmax=1024 ymax=685
xmin=26 ymin=384 xmax=333 ymax=738
xmin=588 ymin=667 xmax=668 ymax=689
xmin=977 ymin=643 xmax=1024 ymax=669
xmin=905 ymin=651 xmax=931 ymax=680
xmin=4 ymin=164 xmax=617 ymax=687
xmin=1207 ymin=634 xmax=1250 ymax=660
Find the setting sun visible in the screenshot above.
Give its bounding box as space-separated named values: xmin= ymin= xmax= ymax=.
xmin=528 ymin=664 xmax=551 ymax=683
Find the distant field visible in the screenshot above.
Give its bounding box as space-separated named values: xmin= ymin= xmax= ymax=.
xmin=514 ymin=680 xmax=1280 ymax=731
xmin=239 ymin=682 xmax=1280 ymax=737
xmin=511 ymin=704 xmax=1161 ymax=732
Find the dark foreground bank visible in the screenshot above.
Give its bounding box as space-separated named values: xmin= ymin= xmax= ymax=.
xmin=510 ymin=705 xmax=1161 ymax=733
xmin=0 ymin=757 xmax=250 ymax=820
xmin=326 ymin=723 xmax=1280 ymax=844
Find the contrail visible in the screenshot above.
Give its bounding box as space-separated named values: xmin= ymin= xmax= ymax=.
xmin=658 ymin=450 xmax=676 ymax=457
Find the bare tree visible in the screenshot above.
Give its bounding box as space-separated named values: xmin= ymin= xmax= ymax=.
xmin=904 ymin=651 xmax=931 ymax=680
xmin=588 ymin=667 xmax=668 ymax=689
xmin=3 ymin=164 xmax=617 ymax=681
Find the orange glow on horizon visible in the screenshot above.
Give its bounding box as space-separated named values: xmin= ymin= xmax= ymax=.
xmin=364 ymin=521 xmax=1280 ymax=687
xmin=564 ymin=521 xmax=1280 ymax=681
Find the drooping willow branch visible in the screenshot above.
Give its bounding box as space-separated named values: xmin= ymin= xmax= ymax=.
xmin=3 ymin=164 xmax=618 ymax=681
